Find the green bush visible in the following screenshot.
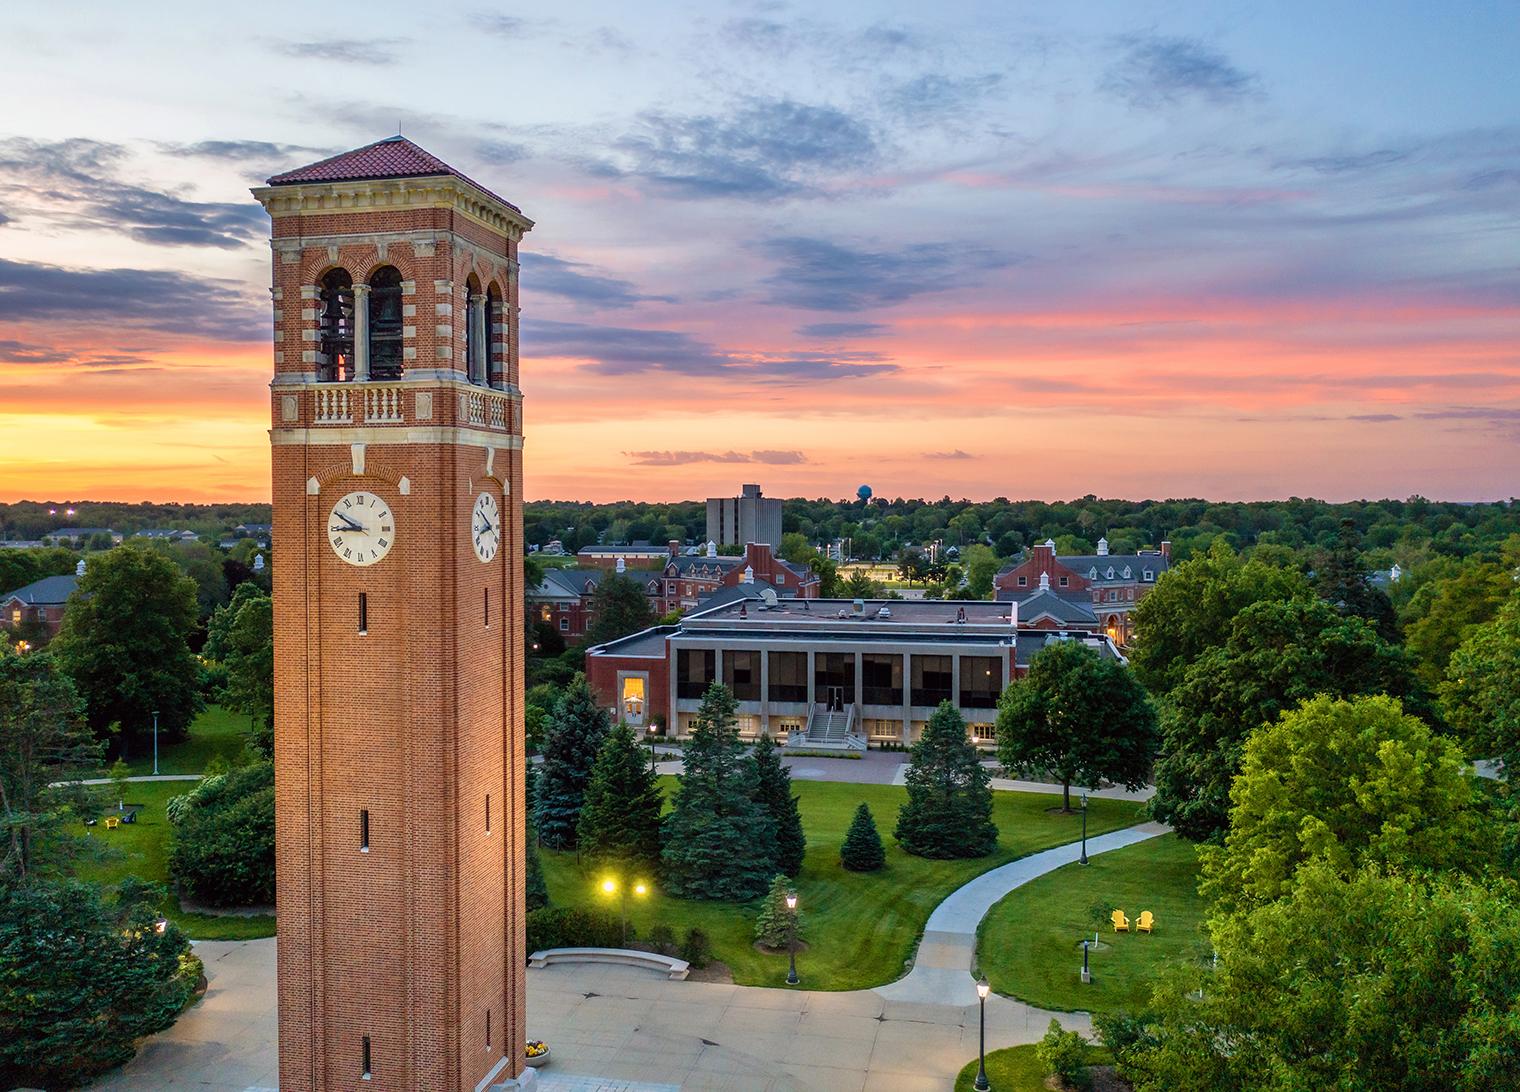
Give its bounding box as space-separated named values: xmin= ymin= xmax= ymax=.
xmin=680 ymin=927 xmax=713 ymax=968
xmin=524 ymin=906 xmax=625 ymax=953
xmin=646 ymin=923 xmax=677 ymax=955
xmin=1037 ymin=1018 xmax=1091 ymax=1091
xmin=167 ymin=762 xmax=274 ymax=907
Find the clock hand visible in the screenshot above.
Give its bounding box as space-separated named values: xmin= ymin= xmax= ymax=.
xmin=335 ymin=512 xmax=363 ymax=532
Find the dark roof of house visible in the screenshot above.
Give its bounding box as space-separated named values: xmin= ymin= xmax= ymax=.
xmin=997 ymin=587 xmax=1098 ymax=624
xmin=266 ymin=136 xmax=523 ymax=214
xmin=997 ymin=551 xmax=1169 ymax=584
xmin=46 ymin=527 xmax=115 ymax=537
xmin=530 ymin=568 xmax=601 ymax=599
xmin=587 ymin=625 xmax=676 ymax=658
xmin=2 ymin=574 xmax=79 ymax=606
xmin=665 ymin=555 xmax=742 ymax=577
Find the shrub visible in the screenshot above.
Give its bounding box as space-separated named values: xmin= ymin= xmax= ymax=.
xmin=1037 ymin=1018 xmax=1091 ymax=1091
xmin=680 ymin=927 xmax=713 ymax=968
xmin=167 ymin=762 xmax=274 ymax=907
xmin=646 ymin=923 xmax=677 ymax=955
xmin=840 ymin=802 xmax=886 ymax=872
xmin=524 ymin=906 xmax=624 ymax=953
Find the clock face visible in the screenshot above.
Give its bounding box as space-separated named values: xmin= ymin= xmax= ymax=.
xmin=471 ymin=492 xmax=501 ymax=563
xmin=328 ymin=491 xmax=395 ymax=567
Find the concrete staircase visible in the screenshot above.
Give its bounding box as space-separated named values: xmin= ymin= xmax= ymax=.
xmin=789 ymin=704 xmax=867 ymax=751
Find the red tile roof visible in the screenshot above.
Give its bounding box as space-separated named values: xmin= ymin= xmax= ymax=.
xmin=266 ymin=136 xmax=523 ymax=214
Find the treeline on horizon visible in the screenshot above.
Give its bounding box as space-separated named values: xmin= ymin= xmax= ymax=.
xmin=4 ymin=495 xmax=1519 ymax=566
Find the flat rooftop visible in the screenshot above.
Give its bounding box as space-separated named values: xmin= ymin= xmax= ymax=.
xmin=687 ymin=597 xmax=1017 ymax=628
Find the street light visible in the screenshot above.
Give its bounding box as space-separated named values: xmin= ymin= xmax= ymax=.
xmin=1079 ymin=790 xmax=1089 ymax=866
xmin=974 ymin=976 xmax=991 ymax=1091
xmin=785 ymin=891 xmax=800 ymax=985
xmin=599 ymin=875 xmax=648 ymax=948
xmin=151 ymin=710 xmax=161 ymax=777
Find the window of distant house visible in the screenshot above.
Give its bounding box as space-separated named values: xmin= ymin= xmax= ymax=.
xmin=1143 ymin=570 xmax=1153 ymax=581
xmin=1058 ymin=576 xmax=1068 ymax=587
xmin=1018 ymin=576 xmax=1027 ymax=587
xmin=558 ymin=618 xmax=568 ymax=631
xmin=9 ymin=608 xmax=19 ymax=625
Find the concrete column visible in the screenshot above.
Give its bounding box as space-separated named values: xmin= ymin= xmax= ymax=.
xmin=352 ymin=283 xmax=371 ymax=381
xmin=668 ymin=648 xmax=679 ymax=738
xmin=852 ymin=652 xmax=863 ymax=724
xmin=806 ymin=649 xmax=816 ymax=707
xmin=760 ymin=650 xmax=771 ymax=739
xmin=952 ymin=652 xmax=963 ymax=734
xmin=713 ymin=648 xmax=724 ymax=698
xmin=470 ymin=293 xmax=488 ymax=384
xmin=901 ymin=650 xmax=913 ymax=746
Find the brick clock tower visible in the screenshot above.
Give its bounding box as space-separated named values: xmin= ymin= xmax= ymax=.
xmin=253 ymin=138 xmax=533 ymax=1091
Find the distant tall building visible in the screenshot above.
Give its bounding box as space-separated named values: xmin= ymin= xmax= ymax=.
xmin=706 ymin=483 xmax=782 ymax=549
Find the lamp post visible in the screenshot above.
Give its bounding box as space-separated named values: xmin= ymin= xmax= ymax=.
xmin=1079 ymin=790 xmax=1089 ymax=866
xmin=785 ymin=891 xmax=799 ymax=985
xmin=974 ymin=976 xmax=991 ymax=1091
xmin=600 ymin=875 xmax=648 ymax=948
xmin=1081 ymin=939 xmax=1091 ymax=984
xmin=152 ymin=710 xmax=160 ymax=776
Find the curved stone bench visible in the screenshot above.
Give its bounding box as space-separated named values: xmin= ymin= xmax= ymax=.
xmin=529 ymin=947 xmax=690 ymax=980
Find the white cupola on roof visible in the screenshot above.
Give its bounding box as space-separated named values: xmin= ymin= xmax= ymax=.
xmin=706 ymin=540 xmax=717 ymax=558
xmin=1044 ymin=538 xmax=1056 ymax=550
xmin=75 ymin=559 xmax=86 ymax=576
xmin=1390 ymin=563 xmax=1403 ymax=582
xmin=1097 ymin=536 xmax=1109 ymax=556
xmin=253 ymin=553 xmax=265 ymax=572
xmin=741 ymin=565 xmax=754 ymax=584
xmin=1039 ymin=571 xmax=1051 ymax=590
xmin=615 ymin=556 xmax=626 ymax=574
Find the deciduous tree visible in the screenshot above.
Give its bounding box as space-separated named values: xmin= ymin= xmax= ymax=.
xmin=584 ymin=572 xmax=654 ymax=646
xmin=996 ymin=640 xmax=1157 ymax=811
xmin=1442 ymin=589 xmax=1520 ymax=773
xmin=1199 ymin=695 xmax=1481 ymax=911
xmin=51 ymin=544 xmax=203 ymax=751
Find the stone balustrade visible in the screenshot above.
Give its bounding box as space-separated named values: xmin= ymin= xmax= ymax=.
xmin=305 ymin=383 xmax=514 ymax=431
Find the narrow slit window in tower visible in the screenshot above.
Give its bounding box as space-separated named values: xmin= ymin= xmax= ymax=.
xmin=361 ymin=1035 xmax=372 ymax=1078
xmin=358 ymin=592 xmax=368 ymax=634
xmin=360 ymin=809 xmax=369 ymax=852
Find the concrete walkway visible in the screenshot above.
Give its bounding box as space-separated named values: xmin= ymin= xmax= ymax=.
xmin=66 ymin=774 xmax=202 ymax=785
xmin=874 ymin=822 xmax=1171 ymax=1006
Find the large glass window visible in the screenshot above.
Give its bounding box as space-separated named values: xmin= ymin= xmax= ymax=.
xmin=862 ymin=653 xmax=903 ymax=705
xmin=911 ymin=655 xmax=953 ymax=707
xmin=768 ymin=652 xmax=808 ymax=703
xmin=814 ymin=652 xmax=855 ymax=707
xmin=723 ymin=650 xmax=760 ymax=702
xmin=959 ymin=656 xmax=1002 ymax=709
xmin=676 ymin=648 xmax=714 ymax=700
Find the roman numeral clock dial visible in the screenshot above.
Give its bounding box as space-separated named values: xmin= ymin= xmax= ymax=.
xmin=328 ymin=491 xmax=395 ymax=567
xmin=472 ymin=491 xmax=501 ymax=563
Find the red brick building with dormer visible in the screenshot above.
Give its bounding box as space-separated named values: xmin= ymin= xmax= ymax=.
xmin=995 ymin=537 xmax=1171 ymax=645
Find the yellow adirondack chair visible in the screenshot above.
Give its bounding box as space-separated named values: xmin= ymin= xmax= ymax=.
xmin=1137 ymin=910 xmax=1155 ymax=934
xmin=105 ymin=816 xmax=120 ymax=831
xmin=1111 ymin=909 xmax=1129 ymax=933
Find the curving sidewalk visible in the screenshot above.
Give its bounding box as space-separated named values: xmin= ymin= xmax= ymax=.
xmin=873 ymin=821 xmax=1171 ymax=1007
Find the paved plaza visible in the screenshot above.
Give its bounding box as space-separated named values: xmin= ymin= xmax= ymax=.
xmin=91 ymin=823 xmax=1168 ymax=1091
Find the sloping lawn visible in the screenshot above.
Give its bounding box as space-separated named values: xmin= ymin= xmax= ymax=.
xmin=539 ymin=779 xmax=1146 ymax=990
xmin=123 ymin=704 xmax=255 ymax=776
xmin=977 ymin=833 xmax=1206 ymax=1013
xmin=954 ymin=1043 xmax=1112 ymax=1091
xmin=70 ymin=779 xmax=275 ymax=941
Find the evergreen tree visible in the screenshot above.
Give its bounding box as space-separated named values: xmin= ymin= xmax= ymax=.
xmin=751 ymin=733 xmax=806 ymax=876
xmin=661 ymin=683 xmax=776 ymax=899
xmin=576 ymin=721 xmax=664 ymax=874
xmin=1316 ymin=518 xmax=1397 ymax=637
xmin=840 ymin=802 xmax=886 ymax=872
xmin=753 ymin=873 xmax=802 ymax=949
xmin=584 ymin=572 xmax=655 ymax=646
xmin=894 ymin=702 xmax=998 ymax=859
xmin=534 ymin=675 xmax=610 ymax=850
xmin=525 ymin=836 xmax=549 ymax=911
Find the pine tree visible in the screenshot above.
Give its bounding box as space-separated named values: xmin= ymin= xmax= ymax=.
xmin=576 ymin=721 xmax=664 ymax=874
xmin=840 ymin=802 xmax=886 ymax=872
xmin=894 ymin=701 xmax=998 ymax=859
xmin=751 ymin=733 xmax=806 ymax=876
xmin=525 ymin=836 xmax=549 ymax=911
xmin=753 ymin=873 xmax=802 ymax=950
xmin=661 ymin=683 xmax=776 ymax=899
xmin=534 ymin=675 xmax=610 ymax=850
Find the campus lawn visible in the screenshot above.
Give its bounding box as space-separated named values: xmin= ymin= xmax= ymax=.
xmin=539 ymin=778 xmax=1146 ymax=991
xmin=70 ymin=779 xmax=275 ymax=941
xmin=953 ymin=1043 xmax=1112 ymax=1092
xmin=977 ymin=833 xmax=1206 ymax=1014
xmin=123 ymin=704 xmax=255 ymax=776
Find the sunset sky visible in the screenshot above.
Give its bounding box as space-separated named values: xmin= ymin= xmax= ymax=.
xmin=1 ymin=1 xmax=1517 ymax=503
